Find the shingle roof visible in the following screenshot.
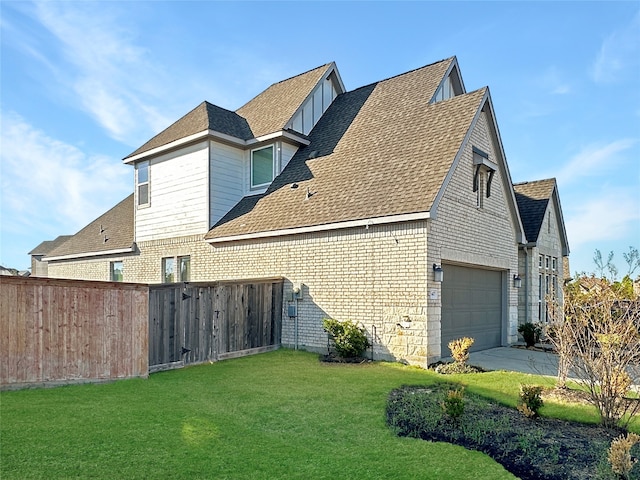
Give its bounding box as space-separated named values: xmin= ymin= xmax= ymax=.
xmin=236 ymin=63 xmax=334 ymax=138
xmin=44 ymin=195 xmax=135 ymax=260
xmin=125 ymin=64 xmax=334 ymax=160
xmin=206 ymin=58 xmax=488 ymax=240
xmin=513 ymin=178 xmax=557 ymax=243
xmin=29 ymin=235 xmax=72 ymax=256
xmin=125 ymin=103 xmax=252 ymax=160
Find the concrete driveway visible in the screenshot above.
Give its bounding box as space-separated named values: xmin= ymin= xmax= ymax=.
xmin=468 ymin=346 xmax=559 ymax=378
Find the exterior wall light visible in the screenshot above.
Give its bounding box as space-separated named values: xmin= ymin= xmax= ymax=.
xmin=433 ymin=264 xmax=443 ymax=283
xmin=513 ymin=274 xmax=522 ymax=289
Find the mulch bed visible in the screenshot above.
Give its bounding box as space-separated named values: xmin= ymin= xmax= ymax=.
xmin=386 ymin=384 xmax=639 ymax=480
xmin=319 ymin=353 xmax=372 ymax=364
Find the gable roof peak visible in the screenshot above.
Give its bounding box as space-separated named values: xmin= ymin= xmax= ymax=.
xmin=263 ymin=62 xmax=335 ymax=90
xmin=235 ymin=63 xmax=340 ymax=139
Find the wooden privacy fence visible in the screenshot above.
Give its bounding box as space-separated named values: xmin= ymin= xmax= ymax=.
xmin=149 ymin=278 xmax=283 ymax=370
xmin=0 ymin=277 xmax=148 ymax=389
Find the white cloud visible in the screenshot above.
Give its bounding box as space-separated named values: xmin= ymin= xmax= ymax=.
xmin=591 ymin=12 xmax=640 ymax=84
xmin=29 ymin=1 xmax=172 ymax=146
xmin=555 ymin=139 xmax=638 ymax=186
xmin=565 ymin=187 xmax=640 ymax=249
xmin=0 ymin=111 xmax=131 ymax=236
xmin=538 ymin=67 xmax=571 ymax=95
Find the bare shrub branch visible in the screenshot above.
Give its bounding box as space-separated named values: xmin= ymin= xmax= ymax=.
xmin=546 ymin=279 xmax=640 ymax=429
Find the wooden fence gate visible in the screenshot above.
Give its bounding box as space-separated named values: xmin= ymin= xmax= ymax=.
xmin=148 ymin=278 xmax=283 ymax=370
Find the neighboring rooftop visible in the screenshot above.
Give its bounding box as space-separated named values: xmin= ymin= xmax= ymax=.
xmin=513 ymin=178 xmax=557 ymax=243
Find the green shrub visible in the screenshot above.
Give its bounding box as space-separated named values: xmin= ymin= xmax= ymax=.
xmin=518 ymin=384 xmax=544 ymax=418
xmin=441 ymin=388 xmax=465 ymax=421
xmin=322 ymin=318 xmax=370 ymax=358
xmin=518 ymin=322 xmax=542 ymax=347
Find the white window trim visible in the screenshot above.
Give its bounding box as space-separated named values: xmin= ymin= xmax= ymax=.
xmin=162 ymin=257 xmax=175 ymax=283
xmin=110 ymin=261 xmax=123 ymax=282
xmin=137 ymin=160 xmax=150 ymax=208
xmin=250 ymin=145 xmax=275 ymax=190
xmin=178 ymin=256 xmax=190 ymax=282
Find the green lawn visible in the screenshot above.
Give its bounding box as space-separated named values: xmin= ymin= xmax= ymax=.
xmin=0 ymin=349 xmax=625 ymax=479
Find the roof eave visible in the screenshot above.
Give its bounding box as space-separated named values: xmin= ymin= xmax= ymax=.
xmin=123 ymin=129 xmax=310 ymax=164
xmin=44 ymin=245 xmax=137 ymax=262
xmin=206 ymin=211 xmax=431 ymax=244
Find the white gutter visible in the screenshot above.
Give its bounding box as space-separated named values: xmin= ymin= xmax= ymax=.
xmin=123 ymin=129 xmax=310 ymax=164
xmin=207 ymin=211 xmax=431 ymax=244
xmin=44 ymin=246 xmax=136 ymax=262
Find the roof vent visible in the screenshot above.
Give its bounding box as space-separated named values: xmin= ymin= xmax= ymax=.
xmin=307 ymin=150 xmax=318 ymax=159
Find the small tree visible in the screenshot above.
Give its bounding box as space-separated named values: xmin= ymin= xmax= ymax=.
xmin=546 ymin=279 xmax=640 ymax=429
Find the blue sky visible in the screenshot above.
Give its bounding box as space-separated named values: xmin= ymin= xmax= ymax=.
xmin=1 ymin=1 xmax=639 ymax=276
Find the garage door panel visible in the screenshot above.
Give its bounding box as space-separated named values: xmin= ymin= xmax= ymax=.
xmin=441 ymin=264 xmax=503 ymax=355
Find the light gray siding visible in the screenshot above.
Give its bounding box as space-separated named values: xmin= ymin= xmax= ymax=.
xmin=135 ymin=141 xmax=210 ymax=242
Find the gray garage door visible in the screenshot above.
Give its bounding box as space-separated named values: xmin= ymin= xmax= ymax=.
xmin=441 ymin=264 xmax=503 ymax=356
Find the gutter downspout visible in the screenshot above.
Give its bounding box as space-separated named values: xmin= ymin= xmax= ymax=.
xmin=295 ymin=297 xmax=299 ymax=350
xmin=524 ymin=246 xmax=529 ymax=325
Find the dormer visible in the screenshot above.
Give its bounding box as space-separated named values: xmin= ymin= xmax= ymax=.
xmin=431 ymin=58 xmax=465 ymax=103
xmin=287 ymin=66 xmax=345 ymax=135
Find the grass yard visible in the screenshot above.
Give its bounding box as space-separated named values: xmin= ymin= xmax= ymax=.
xmin=0 ymin=349 xmax=631 ymax=479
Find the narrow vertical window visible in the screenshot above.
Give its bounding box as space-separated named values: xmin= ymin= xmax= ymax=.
xmin=544 ymin=275 xmax=550 ymax=322
xmin=162 ymin=257 xmax=175 ymax=283
xmin=137 ymin=160 xmax=149 ymax=207
xmin=110 ymin=261 xmax=123 ymax=282
xmin=251 ymin=146 xmax=274 ymax=189
xmin=178 ymin=256 xmax=190 ymax=282
xmin=538 ymin=273 xmax=543 ymax=321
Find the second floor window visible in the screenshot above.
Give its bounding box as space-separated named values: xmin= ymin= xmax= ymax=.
xmin=251 ymin=145 xmax=274 ymax=189
xmin=137 ymin=160 xmax=149 ymax=207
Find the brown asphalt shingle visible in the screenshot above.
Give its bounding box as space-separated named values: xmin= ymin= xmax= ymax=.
xmin=29 ymin=235 xmax=72 ymax=256
xmin=236 ymin=63 xmax=334 ymax=138
xmin=125 ymin=103 xmax=252 ymax=160
xmin=206 ymin=58 xmax=487 ymax=240
xmin=513 ymin=178 xmax=557 ymax=243
xmin=125 ymin=64 xmax=333 ymax=160
xmin=45 ymin=195 xmax=134 ymax=259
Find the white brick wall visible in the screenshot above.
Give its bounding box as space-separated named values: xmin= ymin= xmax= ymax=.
xmin=47 ymin=113 xmax=524 ymax=367
xmin=429 ymin=111 xmax=520 ymax=359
